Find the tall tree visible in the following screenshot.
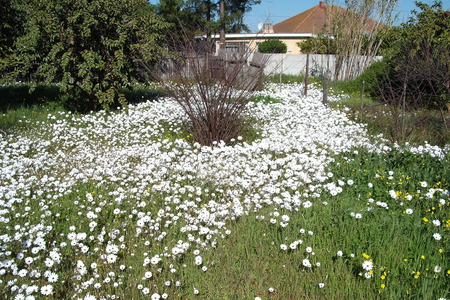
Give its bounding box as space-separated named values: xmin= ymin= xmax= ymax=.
xmin=1 ymin=0 xmax=169 ymax=112
xmin=156 ymin=0 xmax=261 ymax=37
xmin=226 ymin=0 xmax=261 ymax=33
xmin=0 ymin=0 xmax=24 ymax=58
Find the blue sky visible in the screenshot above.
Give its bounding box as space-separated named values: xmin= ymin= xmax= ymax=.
xmin=243 ymin=0 xmax=450 ymax=32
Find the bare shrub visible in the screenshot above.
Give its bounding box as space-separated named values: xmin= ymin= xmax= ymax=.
xmin=143 ymin=40 xmax=268 ymax=146
xmin=324 ymin=0 xmax=398 ymax=81
xmin=372 ymin=52 xmax=448 ymax=144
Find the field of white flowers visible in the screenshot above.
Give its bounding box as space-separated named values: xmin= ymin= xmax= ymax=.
xmin=0 ymin=83 xmax=448 ymax=299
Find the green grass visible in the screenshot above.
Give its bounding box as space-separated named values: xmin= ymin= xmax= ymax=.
xmin=249 ymin=94 xmax=283 ymax=104
xmin=0 ymin=101 xmax=67 ymax=133
xmin=330 ymin=96 xmax=450 ymax=147
xmin=265 ymin=73 xmax=323 ymax=85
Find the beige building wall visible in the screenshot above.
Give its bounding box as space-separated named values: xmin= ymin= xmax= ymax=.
xmin=215 ymin=37 xmax=309 ymax=55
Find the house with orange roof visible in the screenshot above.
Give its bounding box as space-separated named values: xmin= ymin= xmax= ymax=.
xmin=210 ymin=1 xmax=383 ymax=54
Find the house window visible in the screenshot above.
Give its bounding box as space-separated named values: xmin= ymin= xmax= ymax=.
xmin=225 ymin=42 xmax=248 ymax=52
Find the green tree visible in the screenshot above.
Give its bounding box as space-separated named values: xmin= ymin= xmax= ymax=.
xmin=156 ymin=0 xmax=260 ymax=36
xmin=1 ymin=0 xmax=169 ymax=112
xmin=258 ymin=39 xmax=287 ymax=53
xmin=225 ymin=0 xmax=261 ymax=33
xmin=0 ymin=0 xmax=24 ymax=58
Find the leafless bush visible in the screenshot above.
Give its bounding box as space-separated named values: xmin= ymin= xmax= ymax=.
xmin=143 ymin=40 xmax=268 ymax=146
xmin=374 ymin=39 xmax=449 ymax=143
xmin=324 ymin=0 xmax=397 ymax=81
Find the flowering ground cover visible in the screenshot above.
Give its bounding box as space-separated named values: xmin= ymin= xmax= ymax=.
xmin=0 ymin=83 xmax=448 ymax=299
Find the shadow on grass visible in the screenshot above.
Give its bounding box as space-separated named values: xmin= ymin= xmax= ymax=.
xmin=0 ymin=83 xmax=168 ymax=133
xmin=0 ymin=84 xmax=62 ymax=112
xmin=0 ymin=83 xmax=167 ymax=112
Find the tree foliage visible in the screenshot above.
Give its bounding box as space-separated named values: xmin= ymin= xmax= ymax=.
xmin=298 ymin=35 xmax=337 ymax=54
xmin=1 ymin=0 xmax=169 ymax=112
xmin=0 ymin=0 xmax=24 ymax=58
xmin=377 ymin=1 xmax=450 ymax=113
xmin=258 ymin=39 xmax=287 ymax=54
xmin=155 ymin=0 xmax=261 ymax=36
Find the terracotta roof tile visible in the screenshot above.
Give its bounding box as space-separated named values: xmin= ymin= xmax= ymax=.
xmin=273 ymin=2 xmax=383 ymax=34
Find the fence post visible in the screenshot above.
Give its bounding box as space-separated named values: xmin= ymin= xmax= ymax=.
xmin=304 ymin=53 xmax=310 ymax=96
xmin=279 ymin=54 xmax=284 ymax=83
xmin=323 ymin=70 xmax=330 ymax=105
xmin=402 ymin=81 xmax=407 ymax=141
xmin=360 ymin=80 xmax=365 ymax=121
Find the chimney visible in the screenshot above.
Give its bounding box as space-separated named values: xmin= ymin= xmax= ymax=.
xmin=261 ymin=23 xmax=274 ymax=33
xmin=319 ymin=1 xmax=326 ymax=8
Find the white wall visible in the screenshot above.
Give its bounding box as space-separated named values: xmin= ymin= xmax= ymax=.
xmin=249 ymin=53 xmax=382 ymax=80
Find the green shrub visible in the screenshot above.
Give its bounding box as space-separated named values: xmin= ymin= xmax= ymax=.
xmin=330 ymin=60 xmax=387 ymax=96
xmin=258 ymin=39 xmax=287 ymax=53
